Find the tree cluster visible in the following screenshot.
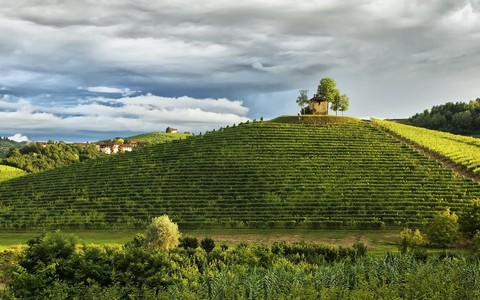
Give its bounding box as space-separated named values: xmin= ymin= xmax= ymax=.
xmin=296 ymin=78 xmax=350 ymax=115
xmin=1 ymin=141 xmax=104 ymax=173
xmin=0 ymin=137 xmax=24 ymax=157
xmin=401 ymin=200 xmax=480 ymax=253
xmin=409 ymin=98 xmax=480 ymax=135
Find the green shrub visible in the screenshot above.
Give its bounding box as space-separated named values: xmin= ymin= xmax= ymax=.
xmin=179 ymin=236 xmax=199 ymax=249
xmin=427 ymin=208 xmax=459 ymax=248
xmin=145 ymin=215 xmax=181 ymax=251
xmin=200 ymin=237 xmax=215 ymax=253
xmin=459 ymin=199 xmax=480 ymax=238
xmin=399 ymin=228 xmax=425 ymax=253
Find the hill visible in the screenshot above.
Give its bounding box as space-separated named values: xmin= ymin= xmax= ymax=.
xmin=126 ymin=132 xmax=191 ymax=144
xmin=373 ymin=119 xmax=480 ymax=179
xmin=0 ymin=118 xmax=479 ymax=229
xmin=0 ymin=165 xmax=26 ymax=182
xmin=0 ymin=138 xmax=24 ymax=157
xmin=271 ymin=115 xmax=359 ymax=125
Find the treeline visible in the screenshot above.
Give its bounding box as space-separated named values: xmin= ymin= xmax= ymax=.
xmin=0 ymin=137 xmax=24 ymax=157
xmin=408 ymin=98 xmax=480 ymax=135
xmin=1 ymin=142 xmax=104 ymax=173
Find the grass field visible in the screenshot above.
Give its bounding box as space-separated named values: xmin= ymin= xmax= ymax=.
xmin=0 ymin=229 xmax=405 ymax=254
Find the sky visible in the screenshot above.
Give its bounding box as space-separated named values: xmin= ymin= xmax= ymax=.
xmin=1 ymin=0 xmax=480 ymax=142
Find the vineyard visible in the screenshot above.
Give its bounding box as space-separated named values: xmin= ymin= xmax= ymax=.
xmin=373 ymin=119 xmax=480 ymax=176
xmin=126 ymin=131 xmax=191 ymax=144
xmin=0 ymin=165 xmax=26 ymax=182
xmin=0 ymin=119 xmax=479 ymax=229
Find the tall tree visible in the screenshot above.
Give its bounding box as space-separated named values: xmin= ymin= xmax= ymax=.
xmin=330 ymin=90 xmax=350 ymax=116
xmin=296 ymin=90 xmax=309 ymax=109
xmin=339 ymin=94 xmax=349 ymax=116
xmin=316 ymin=78 xmax=337 ymax=107
xmin=330 ymin=90 xmax=341 ymax=116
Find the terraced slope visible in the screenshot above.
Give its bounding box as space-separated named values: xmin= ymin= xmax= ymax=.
xmin=0 ymin=120 xmax=479 ymax=229
xmin=373 ymin=119 xmax=480 ymax=176
xmin=0 ymin=165 xmax=26 ymax=182
xmin=127 ymin=132 xmax=191 ymax=144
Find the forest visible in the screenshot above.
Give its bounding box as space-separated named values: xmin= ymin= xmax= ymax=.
xmin=0 ymin=141 xmax=104 ymax=173
xmin=408 ymin=98 xmax=480 ymax=135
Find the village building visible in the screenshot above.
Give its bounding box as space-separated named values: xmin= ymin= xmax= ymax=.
xmin=166 ymin=127 xmax=179 ymax=133
xmin=97 ymin=142 xmax=135 ymax=155
xmin=308 ymin=94 xmax=329 ymax=115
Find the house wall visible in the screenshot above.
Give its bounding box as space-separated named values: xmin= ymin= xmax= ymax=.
xmin=308 ymin=100 xmax=329 ymax=115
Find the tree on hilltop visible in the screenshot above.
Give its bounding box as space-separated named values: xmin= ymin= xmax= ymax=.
xmin=296 ymin=90 xmax=309 ymax=108
xmin=317 ymin=78 xmax=337 ymax=108
xmin=331 ymin=93 xmax=350 ymax=116
xmin=296 ymin=90 xmax=312 ymax=114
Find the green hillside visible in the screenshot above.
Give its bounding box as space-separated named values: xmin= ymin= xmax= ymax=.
xmin=127 ymin=132 xmax=191 ymax=144
xmin=0 ymin=165 xmax=26 ymax=182
xmin=373 ymin=119 xmax=480 ymax=176
xmin=0 ymin=119 xmax=479 ymax=229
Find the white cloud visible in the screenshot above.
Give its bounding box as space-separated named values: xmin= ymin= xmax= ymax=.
xmin=0 ymin=94 xmax=250 ymax=134
xmin=79 ymin=86 xmax=139 ymax=96
xmin=8 ymin=133 xmax=29 ymax=142
xmin=0 ymin=0 xmax=479 ymax=122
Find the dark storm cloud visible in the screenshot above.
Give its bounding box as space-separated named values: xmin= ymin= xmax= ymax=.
xmin=0 ymin=0 xmax=479 ymax=139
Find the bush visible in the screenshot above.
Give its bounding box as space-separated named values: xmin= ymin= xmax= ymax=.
xmin=472 ymin=231 xmax=480 ymax=256
xmin=427 ymin=208 xmax=459 ymax=248
xmin=9 ymin=230 xmax=78 ymax=298
xmin=145 ymin=215 xmax=181 ymax=251
xmin=179 ymin=236 xmax=199 ymax=250
xmin=200 ymin=237 xmax=215 ymax=253
xmin=459 ymin=199 xmax=480 ymax=238
xmin=399 ymin=228 xmax=425 ymax=254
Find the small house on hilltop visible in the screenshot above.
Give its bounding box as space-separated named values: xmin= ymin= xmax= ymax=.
xmin=308 ymin=94 xmax=329 ymax=115
xmin=166 ymin=127 xmax=179 ymax=133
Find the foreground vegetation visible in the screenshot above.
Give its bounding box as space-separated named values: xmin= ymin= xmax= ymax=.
xmin=373 ymin=119 xmax=480 ymax=175
xmin=0 ymin=229 xmax=479 ymax=299
xmin=0 ymin=166 xmax=25 ymax=182
xmin=0 ymin=119 xmax=479 ymax=229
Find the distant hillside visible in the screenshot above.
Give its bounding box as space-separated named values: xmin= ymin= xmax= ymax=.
xmin=0 ymin=117 xmax=478 ymax=229
xmin=408 ymin=98 xmax=480 ymax=135
xmin=126 ymin=132 xmax=191 ymax=144
xmin=0 ymin=137 xmax=24 ymax=157
xmin=0 ymin=165 xmax=26 ymax=182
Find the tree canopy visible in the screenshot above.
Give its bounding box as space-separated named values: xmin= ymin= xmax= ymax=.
xmin=1 ymin=142 xmax=104 ymax=173
xmin=409 ymin=98 xmax=480 ymax=135
xmin=296 ymin=89 xmax=309 ymax=108
xmin=426 ymin=208 xmax=459 ymax=248
xmin=317 ymin=78 xmax=337 ymax=104
xmin=331 ymin=93 xmax=350 ymax=116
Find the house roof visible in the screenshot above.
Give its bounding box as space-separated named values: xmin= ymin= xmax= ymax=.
xmin=309 ymin=94 xmax=327 ymax=102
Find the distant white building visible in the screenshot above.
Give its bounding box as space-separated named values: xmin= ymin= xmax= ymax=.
xmin=97 ymin=142 xmax=135 ymax=154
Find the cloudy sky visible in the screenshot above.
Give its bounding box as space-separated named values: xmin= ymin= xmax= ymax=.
xmin=1 ymin=0 xmax=479 ymax=141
